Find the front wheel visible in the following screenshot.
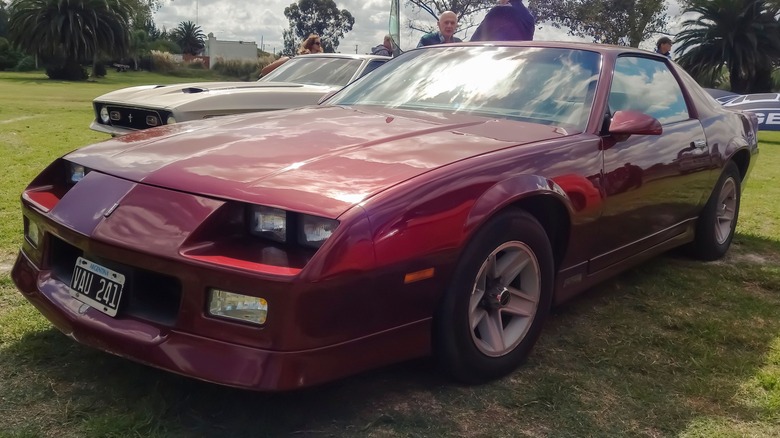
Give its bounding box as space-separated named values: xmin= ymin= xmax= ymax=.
xmin=435 ymin=209 xmax=554 ymax=383
xmin=691 ymin=161 xmax=741 ymax=261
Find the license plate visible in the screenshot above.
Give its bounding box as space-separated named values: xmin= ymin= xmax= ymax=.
xmin=69 ymin=257 xmax=125 ymax=317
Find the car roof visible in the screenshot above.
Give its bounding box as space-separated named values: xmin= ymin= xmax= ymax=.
xmin=416 ymin=40 xmax=666 ymax=58
xmin=294 ymin=53 xmax=391 ymax=61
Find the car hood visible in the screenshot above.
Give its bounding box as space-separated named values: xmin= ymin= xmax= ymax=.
xmin=67 ymin=106 xmax=573 ymax=218
xmin=94 ymin=81 xmax=333 ymax=109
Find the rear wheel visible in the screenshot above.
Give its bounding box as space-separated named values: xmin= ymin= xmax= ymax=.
xmin=692 ymin=161 xmax=741 ymax=260
xmin=435 ymin=209 xmax=554 ymax=383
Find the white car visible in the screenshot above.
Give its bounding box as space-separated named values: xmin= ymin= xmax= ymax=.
xmin=90 ymin=53 xmax=390 ymax=136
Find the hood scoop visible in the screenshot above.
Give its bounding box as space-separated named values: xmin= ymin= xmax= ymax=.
xmin=181 ymin=87 xmax=207 ymax=94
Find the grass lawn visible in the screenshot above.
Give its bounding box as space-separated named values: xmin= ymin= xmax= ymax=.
xmin=1 ymin=71 xmax=779 ymax=437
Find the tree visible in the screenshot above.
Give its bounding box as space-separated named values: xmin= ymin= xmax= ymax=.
xmin=171 ymin=20 xmax=205 ymax=55
xmin=126 ymin=0 xmax=164 ymax=29
xmin=405 ymin=0 xmax=496 ymax=36
xmin=0 ymin=0 xmax=9 ymax=38
xmin=8 ymin=0 xmax=132 ymax=78
xmin=528 ymin=0 xmax=667 ymax=47
xmin=675 ymin=0 xmax=780 ymax=93
xmin=282 ymin=0 xmax=354 ymax=55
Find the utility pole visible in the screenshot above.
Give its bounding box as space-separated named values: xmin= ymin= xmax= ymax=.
xmin=355 ymin=44 xmax=358 ymax=54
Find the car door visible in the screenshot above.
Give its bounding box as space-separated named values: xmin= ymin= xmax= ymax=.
xmin=590 ymin=55 xmax=712 ymax=272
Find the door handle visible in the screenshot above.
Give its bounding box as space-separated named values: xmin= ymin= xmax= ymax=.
xmin=692 ymin=139 xmax=707 ymax=149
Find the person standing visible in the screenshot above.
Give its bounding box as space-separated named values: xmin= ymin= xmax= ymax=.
xmin=471 ymin=0 xmax=535 ymax=41
xmin=298 ymin=34 xmax=324 ymax=55
xmin=416 ymin=11 xmax=462 ymax=47
xmin=655 ymin=37 xmax=673 ymax=58
xmin=259 ymin=34 xmax=323 ymax=77
xmin=372 ymin=35 xmax=394 ymax=56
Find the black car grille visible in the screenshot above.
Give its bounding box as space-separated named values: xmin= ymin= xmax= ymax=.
xmin=48 ymin=236 xmax=182 ymax=326
xmin=104 ymin=105 xmax=166 ymax=130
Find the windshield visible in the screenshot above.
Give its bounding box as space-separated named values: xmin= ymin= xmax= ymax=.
xmin=259 ymin=56 xmax=364 ymax=87
xmin=328 ymin=46 xmax=601 ymax=131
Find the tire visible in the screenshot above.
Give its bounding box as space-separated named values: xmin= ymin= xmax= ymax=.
xmin=435 ymin=209 xmax=554 ymax=383
xmin=692 ymin=161 xmax=741 ymax=261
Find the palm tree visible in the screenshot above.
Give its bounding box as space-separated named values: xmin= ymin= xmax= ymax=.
xmin=171 ymin=21 xmax=205 ymax=55
xmin=675 ymin=0 xmax=780 ymax=93
xmin=8 ymin=0 xmax=132 ymax=78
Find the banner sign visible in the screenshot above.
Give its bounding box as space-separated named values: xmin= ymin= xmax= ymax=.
xmin=706 ymin=89 xmax=780 ymax=131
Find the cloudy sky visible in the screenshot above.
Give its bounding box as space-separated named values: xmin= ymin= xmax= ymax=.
xmin=153 ymin=0 xmax=686 ymax=55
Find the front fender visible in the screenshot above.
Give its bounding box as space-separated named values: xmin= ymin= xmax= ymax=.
xmin=464 ymin=174 xmax=576 ymax=237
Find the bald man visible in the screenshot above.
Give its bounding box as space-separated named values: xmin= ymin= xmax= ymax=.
xmin=417 ymin=11 xmax=462 ymax=47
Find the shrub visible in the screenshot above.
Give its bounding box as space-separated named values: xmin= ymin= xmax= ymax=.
xmin=93 ymin=62 xmax=107 ymax=77
xmin=186 ymin=59 xmax=206 ymax=69
xmin=46 ymin=62 xmax=88 ymax=80
xmin=0 ymin=37 xmax=23 ymax=71
xmin=149 ymin=39 xmax=182 ymax=54
xmin=15 ymin=56 xmax=36 ymax=72
xmin=211 ymin=58 xmax=260 ymax=81
xmin=149 ymin=50 xmax=180 ymax=73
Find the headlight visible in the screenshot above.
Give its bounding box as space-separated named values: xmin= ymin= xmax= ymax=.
xmin=99 ymin=106 xmax=110 ymax=123
xmin=247 ymin=205 xmax=339 ymax=248
xmin=166 ymin=115 xmax=177 ymax=125
xmin=299 ymin=214 xmax=338 ymax=248
xmin=208 ymin=289 xmax=268 ymax=325
xmin=248 ymin=206 xmax=287 ymax=242
xmin=66 ymin=162 xmax=90 ymax=184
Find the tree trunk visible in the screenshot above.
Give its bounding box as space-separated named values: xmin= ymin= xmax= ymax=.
xmin=92 ymin=52 xmax=98 ymax=78
xmin=750 ymin=66 xmax=773 ymax=94
xmin=729 ymin=67 xmax=749 ymax=94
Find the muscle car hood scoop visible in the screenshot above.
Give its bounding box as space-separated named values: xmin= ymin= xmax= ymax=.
xmin=67 ymin=106 xmax=574 ymax=218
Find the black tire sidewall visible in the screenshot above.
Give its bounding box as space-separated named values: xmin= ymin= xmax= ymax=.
xmin=435 ymin=209 xmax=555 ymax=383
xmin=694 ymin=162 xmax=741 ymax=260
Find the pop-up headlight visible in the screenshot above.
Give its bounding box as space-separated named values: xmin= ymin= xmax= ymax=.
xmin=299 ymin=214 xmax=338 ymax=248
xmin=248 ymin=206 xmax=287 ymax=243
xmin=66 ymin=162 xmax=90 ymax=184
xmin=246 ymin=205 xmax=339 ymax=248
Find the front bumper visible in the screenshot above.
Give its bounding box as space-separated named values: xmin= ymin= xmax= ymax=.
xmin=89 ymin=119 xmax=135 ymax=136
xmin=12 ymin=251 xmax=431 ymax=391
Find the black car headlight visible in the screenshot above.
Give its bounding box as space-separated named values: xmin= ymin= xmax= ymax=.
xmin=247 ymin=205 xmax=338 ymax=248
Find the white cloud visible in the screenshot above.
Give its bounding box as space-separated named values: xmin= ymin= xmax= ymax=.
xmin=153 ymin=0 xmax=686 ymax=55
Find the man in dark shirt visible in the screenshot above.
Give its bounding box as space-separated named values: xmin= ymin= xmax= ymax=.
xmin=655 ymin=37 xmax=673 ymax=58
xmin=471 ymin=0 xmax=535 ymax=41
xmin=417 ymin=11 xmax=462 ymax=47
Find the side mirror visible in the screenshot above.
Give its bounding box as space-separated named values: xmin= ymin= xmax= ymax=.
xmin=318 ymin=90 xmax=338 ymax=105
xmin=608 ymin=110 xmax=662 ymax=140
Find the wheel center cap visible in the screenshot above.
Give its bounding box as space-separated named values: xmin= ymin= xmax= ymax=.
xmin=484 ymin=285 xmax=511 ymax=309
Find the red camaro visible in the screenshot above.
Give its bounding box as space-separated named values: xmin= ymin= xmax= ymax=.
xmin=12 ymin=42 xmax=758 ymax=391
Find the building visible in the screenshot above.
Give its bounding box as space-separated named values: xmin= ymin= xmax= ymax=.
xmin=204 ymin=33 xmax=258 ymax=69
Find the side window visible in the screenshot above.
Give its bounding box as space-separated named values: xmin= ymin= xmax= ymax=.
xmin=609 ymin=56 xmax=689 ymax=124
xmin=358 ymin=60 xmax=387 ymax=78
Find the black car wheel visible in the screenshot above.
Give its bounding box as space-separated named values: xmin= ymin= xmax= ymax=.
xmin=435 ymin=209 xmax=554 ymax=383
xmin=692 ymin=161 xmax=741 ymax=261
